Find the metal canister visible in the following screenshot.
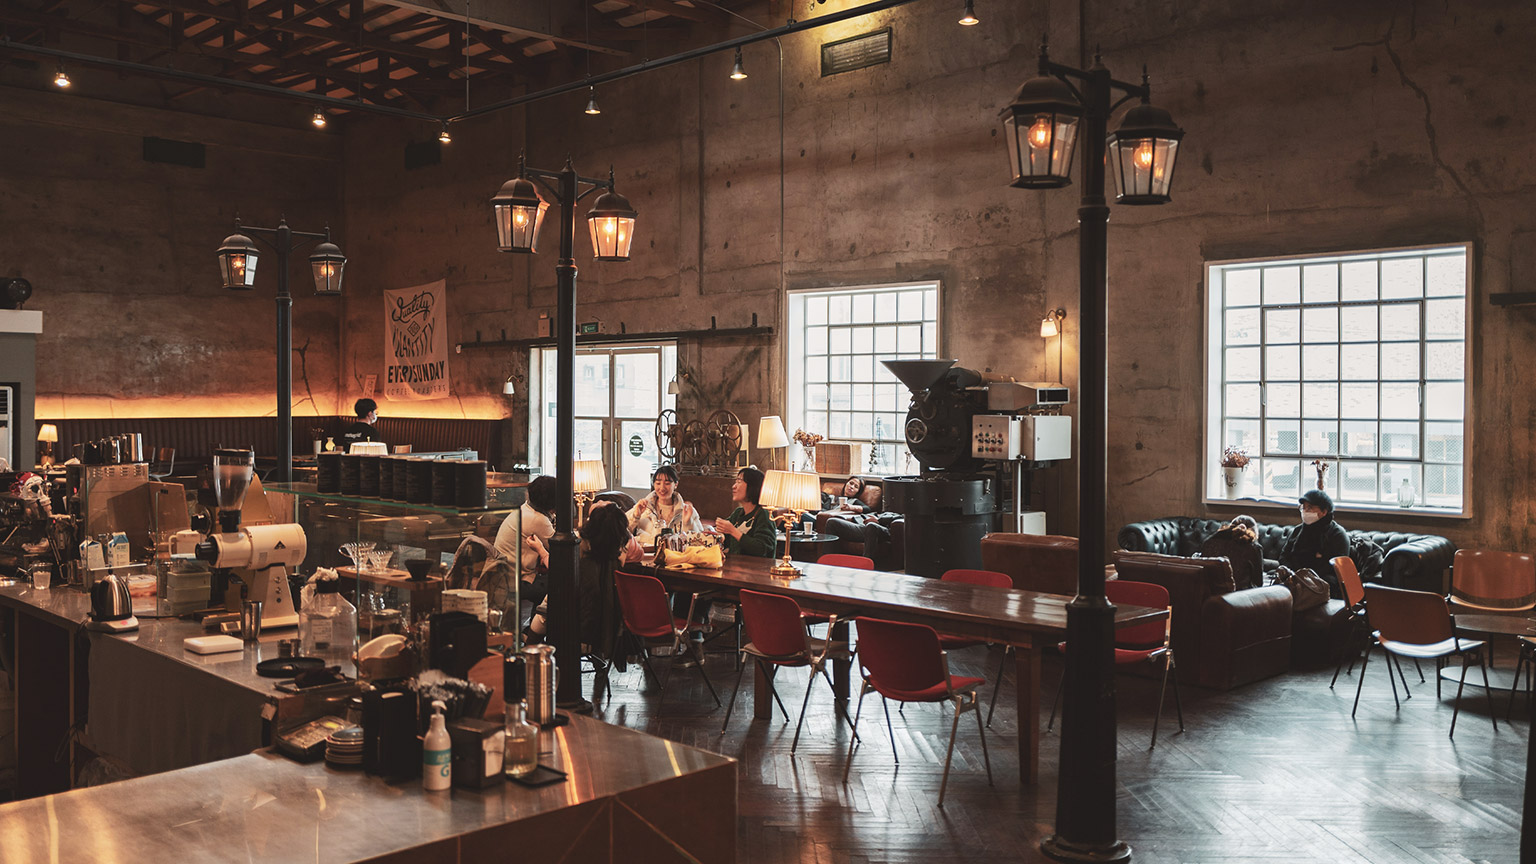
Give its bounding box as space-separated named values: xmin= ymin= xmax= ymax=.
xmin=520 ymin=644 xmax=557 ymax=725
xmin=124 ymin=433 xmax=144 ymax=463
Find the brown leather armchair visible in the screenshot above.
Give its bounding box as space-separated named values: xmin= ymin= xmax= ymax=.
xmin=1111 ymin=550 xmax=1293 ymax=690
xmin=979 ymin=533 xmax=1079 ymax=595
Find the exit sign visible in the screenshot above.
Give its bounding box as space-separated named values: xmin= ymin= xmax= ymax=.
xmin=578 ymin=322 xmax=601 ymax=335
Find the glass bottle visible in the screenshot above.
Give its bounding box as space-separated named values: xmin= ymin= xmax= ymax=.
xmin=301 ymin=576 xmax=358 ymax=659
xmin=1397 ymin=477 xmax=1415 ymax=509
xmin=503 ymin=700 xmax=539 ymax=778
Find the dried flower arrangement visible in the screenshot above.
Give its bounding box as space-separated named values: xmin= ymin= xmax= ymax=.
xmin=1220 ymin=447 xmax=1251 ymax=470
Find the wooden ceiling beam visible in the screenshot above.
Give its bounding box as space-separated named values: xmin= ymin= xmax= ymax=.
xmin=366 ymin=0 xmax=628 ymax=56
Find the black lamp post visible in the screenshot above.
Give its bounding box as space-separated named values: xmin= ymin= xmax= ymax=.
xmin=217 ymin=219 xmax=346 ymax=483
xmin=1001 ymin=43 xmax=1183 ymax=863
xmin=492 ymin=156 xmax=636 ymax=710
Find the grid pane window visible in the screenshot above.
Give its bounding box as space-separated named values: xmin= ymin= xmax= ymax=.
xmin=788 ymin=283 xmax=940 ymax=475
xmin=1208 ymin=245 xmax=1469 ymax=513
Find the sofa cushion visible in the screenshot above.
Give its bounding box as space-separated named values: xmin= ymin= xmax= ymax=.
xmin=1116 ymin=550 xmax=1235 ymax=596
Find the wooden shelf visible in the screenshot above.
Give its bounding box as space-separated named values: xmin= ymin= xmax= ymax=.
xmin=455 ymin=319 xmax=772 ymax=351
xmin=1490 ymin=292 xmax=1536 ymax=307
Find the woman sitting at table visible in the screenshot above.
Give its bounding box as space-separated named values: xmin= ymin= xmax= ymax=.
xmin=577 ymin=501 xmax=645 ymax=666
xmin=714 ymin=466 xmax=777 ymax=558
xmin=627 ymin=464 xmax=703 ymax=545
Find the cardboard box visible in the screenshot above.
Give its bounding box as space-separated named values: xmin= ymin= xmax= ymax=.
xmin=816 ymin=441 xmax=865 ymax=475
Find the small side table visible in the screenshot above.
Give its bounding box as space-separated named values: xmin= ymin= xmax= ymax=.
xmin=777 ymin=531 xmax=838 ymax=563
xmin=1445 ymin=612 xmax=1536 ymax=691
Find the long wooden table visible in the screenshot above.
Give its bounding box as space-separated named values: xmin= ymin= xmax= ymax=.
xmin=635 ymin=555 xmax=1166 ymax=784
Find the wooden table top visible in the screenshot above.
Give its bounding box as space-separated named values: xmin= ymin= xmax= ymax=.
xmin=634 ymin=555 xmax=1165 ymax=646
xmin=1452 ymin=612 xmax=1536 ymax=637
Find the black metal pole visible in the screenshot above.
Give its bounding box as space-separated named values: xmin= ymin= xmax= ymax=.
xmin=275 ymin=219 xmax=294 ymax=484
xmin=548 ymin=161 xmax=587 ymax=711
xmin=1040 ymin=60 xmax=1130 ymax=864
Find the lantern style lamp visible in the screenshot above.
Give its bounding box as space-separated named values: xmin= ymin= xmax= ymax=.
xmin=587 ymin=172 xmax=637 ymax=262
xmin=999 ymin=70 xmax=1081 ymax=189
xmin=217 ymin=232 xmax=260 ymax=290
xmin=309 ymin=241 xmax=347 ymax=296
xmin=492 ymin=172 xmax=549 ymax=254
xmin=1105 ymin=91 xmax=1185 ymax=205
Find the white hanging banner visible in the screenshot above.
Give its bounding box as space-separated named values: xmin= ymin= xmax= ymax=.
xmin=383 ymin=279 xmax=450 ymax=400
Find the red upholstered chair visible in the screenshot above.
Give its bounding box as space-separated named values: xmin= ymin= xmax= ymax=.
xmin=818 ymin=553 xmax=874 ymax=570
xmin=1353 ymin=584 xmax=1494 ymax=739
xmin=939 ymin=569 xmax=1014 ymax=726
xmin=1047 ymin=580 xmax=1184 ymax=748
xmin=842 ymin=617 xmax=993 ymax=807
xmin=720 ymin=590 xmax=856 ymax=752
xmin=614 ymin=570 xmax=720 ymax=708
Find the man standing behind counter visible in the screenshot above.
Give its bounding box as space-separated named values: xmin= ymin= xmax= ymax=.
xmin=340 ymin=398 xmax=382 ymax=452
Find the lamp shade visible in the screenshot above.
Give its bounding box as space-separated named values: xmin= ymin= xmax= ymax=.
xmin=36 ymin=423 xmax=58 ymax=443
xmin=1106 ymin=101 xmax=1185 ymax=205
xmin=1040 ymin=315 xmax=1059 ymax=338
xmin=217 ymin=232 xmax=260 ymax=289
xmin=999 ymin=73 xmax=1081 ymax=189
xmin=502 ymin=377 xmax=517 ymax=395
xmin=573 ymin=459 xmax=607 ymax=494
xmin=761 ymin=470 xmax=822 ymax=512
xmin=309 ymin=241 xmax=346 ymax=296
xmin=587 ymin=188 xmax=637 ymax=262
xmin=492 ymin=176 xmax=548 ymax=253
xmin=757 ymin=416 xmax=789 ymax=450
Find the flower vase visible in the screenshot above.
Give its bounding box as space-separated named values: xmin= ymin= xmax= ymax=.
xmin=1221 ymin=466 xmax=1244 ymax=499
xmin=805 ymin=447 xmax=816 ymax=473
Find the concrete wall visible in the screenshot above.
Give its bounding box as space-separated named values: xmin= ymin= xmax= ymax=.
xmin=9 ymin=0 xmax=1536 ymax=553
xmin=333 ymin=0 xmax=1536 ymax=551
xmin=1 ymin=86 xmax=345 ymax=420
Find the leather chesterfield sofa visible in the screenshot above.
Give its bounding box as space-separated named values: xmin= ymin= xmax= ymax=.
xmin=1117 ymin=516 xmax=1456 ymax=594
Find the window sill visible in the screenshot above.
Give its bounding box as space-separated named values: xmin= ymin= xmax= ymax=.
xmin=1202 ymin=494 xmax=1469 ymax=520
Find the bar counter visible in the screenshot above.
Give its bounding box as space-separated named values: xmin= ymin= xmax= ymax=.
xmin=0 ymin=714 xmax=736 ymax=864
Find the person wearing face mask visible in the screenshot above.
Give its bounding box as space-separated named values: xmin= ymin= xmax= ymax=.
xmin=1279 ymin=489 xmax=1350 ymax=596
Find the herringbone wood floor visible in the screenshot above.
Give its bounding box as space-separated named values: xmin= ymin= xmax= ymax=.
xmin=586 ymin=637 xmax=1526 ymax=864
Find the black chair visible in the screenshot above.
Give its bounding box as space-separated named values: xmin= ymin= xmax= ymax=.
xmin=148 ymin=446 xmax=176 ymax=480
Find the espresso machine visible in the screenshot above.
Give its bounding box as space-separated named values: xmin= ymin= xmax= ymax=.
xmin=194 ymin=449 xmax=304 ymax=628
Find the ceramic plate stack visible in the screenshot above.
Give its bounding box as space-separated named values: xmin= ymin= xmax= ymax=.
xmin=324 ymin=725 xmax=365 ymax=768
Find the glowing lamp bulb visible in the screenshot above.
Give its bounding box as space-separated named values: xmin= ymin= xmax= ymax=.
xmin=1135 ymin=140 xmax=1155 ymax=170
xmin=1028 ymin=117 xmax=1052 ymax=149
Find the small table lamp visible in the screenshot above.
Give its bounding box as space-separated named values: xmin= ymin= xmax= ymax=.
xmin=761 ymin=469 xmax=823 ymax=577
xmin=37 ymin=423 xmax=59 ymax=467
xmin=757 ymin=416 xmax=789 ymax=470
xmin=573 ymin=459 xmax=607 ymax=526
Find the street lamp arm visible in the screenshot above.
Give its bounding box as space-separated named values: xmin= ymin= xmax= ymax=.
xmin=525 ymin=169 xmax=613 ymax=205
xmin=236 ymin=223 xmax=332 ymax=249
xmin=1041 ymin=60 xmax=1150 ymax=103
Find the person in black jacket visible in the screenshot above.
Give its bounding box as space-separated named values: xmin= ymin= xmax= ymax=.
xmin=1279 ymin=489 xmax=1351 ymax=597
xmin=339 ymin=398 xmax=381 ymax=452
xmin=1199 ymin=514 xmax=1265 ymax=591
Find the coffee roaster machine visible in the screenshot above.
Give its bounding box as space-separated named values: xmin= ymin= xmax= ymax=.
xmin=881 ymin=359 xmax=1071 ymax=578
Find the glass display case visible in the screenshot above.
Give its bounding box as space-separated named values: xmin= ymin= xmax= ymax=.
xmin=265 ymin=482 xmax=522 ymax=634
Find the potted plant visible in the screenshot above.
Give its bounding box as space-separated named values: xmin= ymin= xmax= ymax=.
xmin=1220 ymin=447 xmax=1250 ymax=499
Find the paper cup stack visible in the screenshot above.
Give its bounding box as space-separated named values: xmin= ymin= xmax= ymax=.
xmin=441 ymin=589 xmax=489 ymax=622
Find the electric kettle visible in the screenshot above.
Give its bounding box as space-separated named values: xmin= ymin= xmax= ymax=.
xmin=88 ymin=573 xmax=139 ymax=632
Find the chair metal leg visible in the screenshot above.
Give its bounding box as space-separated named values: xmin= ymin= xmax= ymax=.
xmin=938 ymin=696 xmax=964 ymax=808
xmin=820 ymin=668 xmax=860 ymax=740
xmin=841 ymin=685 xmax=868 ymax=783
xmin=1046 ymin=671 xmax=1065 ymax=732
xmin=881 ymin=696 xmax=899 ymax=764
xmin=1331 ymin=620 xmax=1365 ymax=689
xmin=762 ymin=665 xmax=791 ymax=722
xmin=1414 ymin=658 xmax=1425 ymax=683
xmin=1392 ymin=655 xmax=1412 ymax=700
xmin=1450 ymin=654 xmax=1472 ymax=739
xmin=1171 ymin=656 xmax=1185 ymax=732
xmin=973 ymin=694 xmax=993 ymax=786
xmin=720 ymin=653 xmax=750 ymax=733
xmin=1352 ymin=642 xmax=1371 ymax=718
xmin=791 ymin=666 xmax=816 ymax=753
xmin=693 ymin=653 xmax=722 ymax=708
xmin=1479 ymin=649 xmax=1497 ymax=732
xmin=1385 ymin=649 xmax=1401 ymax=710
xmin=985 ymin=646 xmax=1008 ymax=727
xmin=1505 ymin=646 xmax=1527 ymax=721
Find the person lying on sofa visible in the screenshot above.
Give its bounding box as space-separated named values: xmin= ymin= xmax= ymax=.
xmin=1279 ymin=489 xmax=1350 ymax=597
xmin=1198 ymin=514 xmax=1265 ymax=591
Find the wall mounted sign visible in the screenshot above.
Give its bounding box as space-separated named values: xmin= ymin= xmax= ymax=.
xmin=384 ymin=279 xmax=450 ymax=400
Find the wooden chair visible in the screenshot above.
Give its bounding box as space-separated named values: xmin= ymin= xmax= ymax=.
xmin=1449 ymin=549 xmax=1536 ymax=613
xmin=817 ymin=553 xmax=874 ymax=570
xmin=720 ymin=590 xmax=856 ymax=752
xmin=1352 ymin=584 xmax=1494 ymax=739
xmin=1047 ymin=580 xmax=1184 ymax=748
xmin=842 ymin=616 xmax=992 ymax=807
xmin=614 ymin=570 xmax=720 ymax=708
xmin=939 ymin=568 xmax=1014 ymax=726
xmin=1330 ymin=555 xmax=1373 ymax=688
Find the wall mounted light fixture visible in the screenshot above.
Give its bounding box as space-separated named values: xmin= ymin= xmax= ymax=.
xmin=958 ymin=0 xmax=978 ymax=26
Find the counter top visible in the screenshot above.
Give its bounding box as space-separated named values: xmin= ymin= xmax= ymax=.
xmin=0 ymin=715 xmax=735 ymax=864
xmin=0 ymin=582 xmax=354 ymax=701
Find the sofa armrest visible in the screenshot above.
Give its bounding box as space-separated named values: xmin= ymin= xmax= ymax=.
xmin=1380 ymin=535 xmax=1457 ymax=593
xmin=1117 ymin=519 xmax=1185 ymax=556
xmin=1200 ymin=585 xmax=1293 ymax=689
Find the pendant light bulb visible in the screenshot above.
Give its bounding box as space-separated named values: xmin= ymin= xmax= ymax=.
xmin=311 ymin=108 xmax=327 ymax=128
xmin=958 ymin=0 xmax=979 ymax=25
xmin=54 ymin=65 xmax=71 ymax=88
xmin=584 ymin=87 xmax=601 ymax=115
xmin=730 ymin=47 xmax=748 ymax=80
xmin=438 ymin=122 xmax=452 ymax=144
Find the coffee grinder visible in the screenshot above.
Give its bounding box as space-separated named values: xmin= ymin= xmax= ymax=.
xmin=194 ymin=449 xmax=304 ymax=627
